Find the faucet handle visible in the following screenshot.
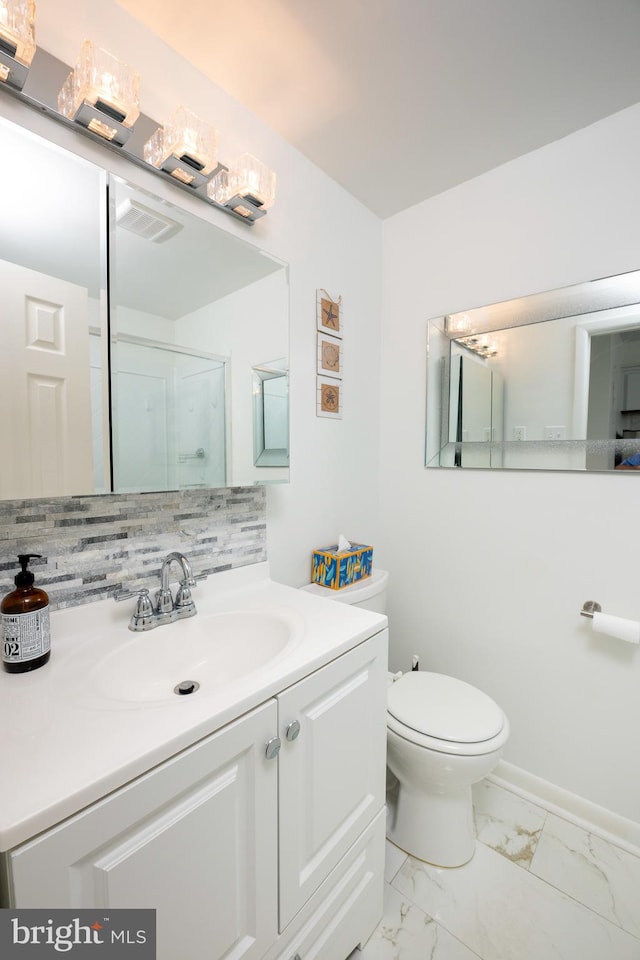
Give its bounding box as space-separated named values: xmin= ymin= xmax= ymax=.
xmin=114 ymin=588 xmax=156 ymax=632
xmin=114 ymin=587 xmax=150 ymax=604
xmin=175 ymin=578 xmax=197 ymax=618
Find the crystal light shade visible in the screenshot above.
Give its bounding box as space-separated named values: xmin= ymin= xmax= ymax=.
xmin=143 ymin=107 xmax=218 ymax=187
xmin=458 ymin=335 xmax=498 ymax=358
xmin=58 ymin=40 xmax=140 ymax=144
xmin=445 ymin=314 xmax=472 ymax=337
xmin=0 ymin=0 xmax=36 ymax=88
xmin=208 ymin=153 xmax=276 ymax=219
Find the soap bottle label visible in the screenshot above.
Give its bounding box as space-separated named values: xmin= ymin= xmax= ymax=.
xmin=2 ymin=608 xmax=51 ymax=665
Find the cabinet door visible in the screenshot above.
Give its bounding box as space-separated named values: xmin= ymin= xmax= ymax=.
xmin=9 ymin=701 xmax=278 ymax=960
xmin=277 ymin=630 xmax=388 ymax=930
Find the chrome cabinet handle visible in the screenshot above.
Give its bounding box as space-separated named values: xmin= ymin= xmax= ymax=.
xmin=285 ymin=720 xmax=301 ymax=742
xmin=265 ymin=736 xmax=281 ymax=760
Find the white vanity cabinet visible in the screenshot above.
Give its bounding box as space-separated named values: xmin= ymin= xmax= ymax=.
xmin=8 ymin=700 xmax=279 ymax=960
xmin=4 ymin=630 xmax=388 ymax=960
xmin=277 ymin=634 xmax=386 ymax=930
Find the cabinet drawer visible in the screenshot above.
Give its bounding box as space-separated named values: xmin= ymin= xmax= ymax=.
xmin=265 ymin=808 xmax=385 ymax=960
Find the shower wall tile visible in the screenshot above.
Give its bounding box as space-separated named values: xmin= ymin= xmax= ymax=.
xmin=0 ymin=487 xmax=266 ymax=610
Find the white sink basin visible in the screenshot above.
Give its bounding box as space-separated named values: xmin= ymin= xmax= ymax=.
xmin=59 ymin=608 xmax=301 ymax=707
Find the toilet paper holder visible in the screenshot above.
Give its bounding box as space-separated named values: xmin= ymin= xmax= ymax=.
xmin=580 ymin=600 xmax=602 ymax=619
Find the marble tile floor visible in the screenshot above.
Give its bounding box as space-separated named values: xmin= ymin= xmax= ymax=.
xmin=353 ymin=780 xmax=640 ymax=960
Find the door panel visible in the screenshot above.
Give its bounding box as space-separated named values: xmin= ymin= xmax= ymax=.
xmin=9 ymin=702 xmax=278 ymax=960
xmin=277 ymin=631 xmax=388 ymax=930
xmin=0 ymin=260 xmax=93 ymax=497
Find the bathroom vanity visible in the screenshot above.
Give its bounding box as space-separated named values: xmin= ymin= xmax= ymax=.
xmin=0 ymin=563 xmax=388 ymax=960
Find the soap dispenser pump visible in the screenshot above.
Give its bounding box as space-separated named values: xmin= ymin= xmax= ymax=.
xmin=1 ymin=554 xmax=51 ymax=673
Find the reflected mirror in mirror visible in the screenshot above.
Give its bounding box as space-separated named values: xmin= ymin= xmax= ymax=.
xmin=426 ymin=269 xmax=640 ymax=471
xmin=252 ymin=359 xmax=289 ymax=470
xmin=0 ymin=117 xmax=107 ymax=499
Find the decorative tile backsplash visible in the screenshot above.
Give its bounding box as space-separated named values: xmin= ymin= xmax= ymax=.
xmin=0 ymin=487 xmax=266 ymax=610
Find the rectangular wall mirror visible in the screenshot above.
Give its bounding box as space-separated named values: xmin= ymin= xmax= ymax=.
xmin=0 ymin=115 xmax=289 ymax=500
xmin=426 ymin=269 xmax=640 ymax=471
xmin=251 ymin=358 xmax=289 ymax=471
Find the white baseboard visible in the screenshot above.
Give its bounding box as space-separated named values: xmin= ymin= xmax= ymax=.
xmin=489 ymin=761 xmax=640 ymax=857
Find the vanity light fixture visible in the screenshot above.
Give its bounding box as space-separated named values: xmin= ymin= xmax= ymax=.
xmin=207 ymin=153 xmax=276 ymax=221
xmin=144 ymin=106 xmax=219 ymax=188
xmin=58 ymin=40 xmax=140 ymax=145
xmin=458 ymin=335 xmax=498 ymax=358
xmin=446 ymin=317 xmax=497 ymax=358
xmin=445 ymin=314 xmax=471 ymax=337
xmin=0 ymin=0 xmax=36 ymax=90
xmin=0 ymin=34 xmax=275 ymax=224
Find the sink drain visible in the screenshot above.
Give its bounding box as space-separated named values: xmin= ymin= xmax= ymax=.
xmin=174 ymin=680 xmax=200 ymax=696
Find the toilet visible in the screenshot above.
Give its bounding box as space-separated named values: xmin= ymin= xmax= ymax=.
xmin=302 ymin=569 xmax=510 ymax=867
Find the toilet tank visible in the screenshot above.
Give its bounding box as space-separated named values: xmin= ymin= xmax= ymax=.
xmin=301 ymin=568 xmax=388 ymax=613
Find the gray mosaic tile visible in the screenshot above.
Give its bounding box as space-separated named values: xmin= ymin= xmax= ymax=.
xmin=0 ymin=487 xmax=266 ymax=611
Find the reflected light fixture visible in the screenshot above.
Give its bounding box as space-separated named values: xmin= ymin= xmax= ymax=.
xmin=458 ymin=335 xmax=498 ymax=358
xmin=0 ymin=0 xmax=36 ymax=90
xmin=208 ymin=153 xmax=276 ymax=221
xmin=445 ymin=314 xmax=471 ymax=337
xmin=144 ymin=106 xmax=218 ymax=188
xmin=58 ymin=40 xmax=140 ymax=145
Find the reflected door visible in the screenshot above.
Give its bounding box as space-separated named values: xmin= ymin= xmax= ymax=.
xmin=448 ymin=353 xmax=492 ymax=467
xmin=0 ymin=260 xmax=94 ymax=498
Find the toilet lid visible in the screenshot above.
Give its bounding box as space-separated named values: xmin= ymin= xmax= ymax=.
xmin=387 ymin=672 xmax=504 ymax=743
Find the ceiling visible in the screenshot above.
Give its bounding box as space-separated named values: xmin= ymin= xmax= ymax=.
xmin=115 ymin=0 xmax=640 ymax=218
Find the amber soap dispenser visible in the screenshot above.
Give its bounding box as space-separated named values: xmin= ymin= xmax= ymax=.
xmin=1 ymin=554 xmax=51 ymax=673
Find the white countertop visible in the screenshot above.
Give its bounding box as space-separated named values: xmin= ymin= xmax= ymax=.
xmin=0 ymin=562 xmax=387 ymax=852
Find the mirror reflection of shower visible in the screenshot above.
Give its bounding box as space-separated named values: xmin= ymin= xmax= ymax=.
xmin=111 ymin=337 xmax=227 ymax=492
xmin=109 ymin=173 xmax=289 ymax=492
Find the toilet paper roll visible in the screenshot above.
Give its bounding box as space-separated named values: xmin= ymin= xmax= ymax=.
xmin=592 ymin=612 xmax=640 ymax=644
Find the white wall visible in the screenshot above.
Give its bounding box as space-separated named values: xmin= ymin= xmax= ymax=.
xmin=381 ymin=103 xmax=640 ymax=823
xmin=22 ymin=0 xmax=382 ymax=585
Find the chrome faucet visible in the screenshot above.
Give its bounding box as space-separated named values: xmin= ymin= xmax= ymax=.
xmin=155 ymin=552 xmax=197 ymax=624
xmin=115 ymin=551 xmax=206 ymax=631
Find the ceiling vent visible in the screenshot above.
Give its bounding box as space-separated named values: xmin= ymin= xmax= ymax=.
xmin=116 ymin=198 xmax=183 ymax=243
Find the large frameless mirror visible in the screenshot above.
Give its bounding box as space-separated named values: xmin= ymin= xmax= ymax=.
xmin=0 ymin=115 xmax=290 ymax=500
xmin=426 ymin=269 xmax=640 ymax=471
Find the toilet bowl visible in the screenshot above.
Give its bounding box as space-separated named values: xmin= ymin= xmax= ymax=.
xmin=301 ymin=568 xmax=510 ymax=867
xmin=387 ymin=671 xmax=509 ymax=866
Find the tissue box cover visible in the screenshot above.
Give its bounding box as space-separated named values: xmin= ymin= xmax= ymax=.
xmin=311 ymin=543 xmax=373 ymax=590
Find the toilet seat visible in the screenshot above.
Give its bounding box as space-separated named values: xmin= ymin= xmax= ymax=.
xmin=387 ymin=672 xmax=509 ymax=756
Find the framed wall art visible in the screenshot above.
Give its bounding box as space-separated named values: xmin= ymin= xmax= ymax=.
xmin=316 ymin=289 xmax=343 ymax=338
xmin=316 ymin=375 xmax=342 ymax=419
xmin=317 ymin=331 xmax=342 ymax=379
